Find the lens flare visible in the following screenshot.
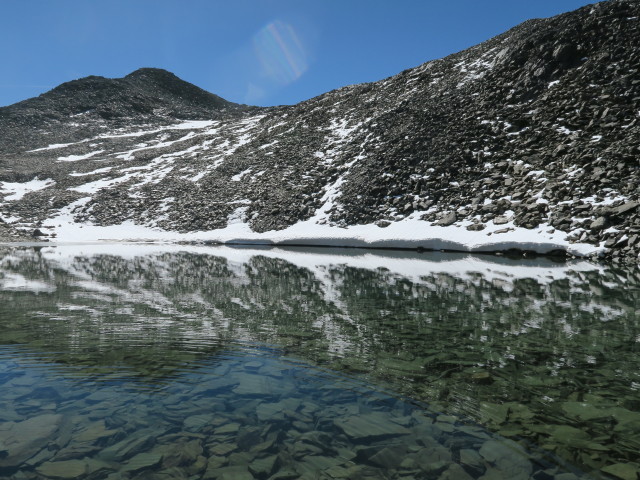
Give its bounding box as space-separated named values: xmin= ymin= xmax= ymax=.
xmin=253 ymin=20 xmax=308 ymax=85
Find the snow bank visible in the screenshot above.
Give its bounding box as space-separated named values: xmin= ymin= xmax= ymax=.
xmin=40 ymin=200 xmax=604 ymax=259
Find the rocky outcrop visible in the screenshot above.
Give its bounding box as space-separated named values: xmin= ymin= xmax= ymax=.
xmin=0 ymin=0 xmax=638 ymax=262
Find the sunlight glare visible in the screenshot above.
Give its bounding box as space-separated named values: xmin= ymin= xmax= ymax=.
xmin=253 ymin=20 xmax=308 ymax=86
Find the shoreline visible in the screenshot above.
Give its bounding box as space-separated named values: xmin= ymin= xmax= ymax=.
xmin=8 ymin=212 xmax=616 ymax=263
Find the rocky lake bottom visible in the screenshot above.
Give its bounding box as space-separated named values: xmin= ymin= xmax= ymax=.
xmin=0 ymin=244 xmax=639 ymax=479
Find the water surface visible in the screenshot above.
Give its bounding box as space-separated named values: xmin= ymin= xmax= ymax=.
xmin=1 ymin=244 xmax=638 ymax=479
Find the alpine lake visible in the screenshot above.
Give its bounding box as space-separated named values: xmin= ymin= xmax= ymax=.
xmin=0 ymin=244 xmax=639 ymax=480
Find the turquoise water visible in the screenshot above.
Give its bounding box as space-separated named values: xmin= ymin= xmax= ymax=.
xmin=0 ymin=245 xmax=638 ymax=479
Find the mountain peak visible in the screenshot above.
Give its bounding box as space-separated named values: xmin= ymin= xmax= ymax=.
xmin=124 ymin=67 xmax=176 ymax=80
xmin=0 ymin=68 xmax=255 ymax=151
xmin=120 ymin=68 xmax=237 ymax=111
xmin=123 ymin=68 xmax=193 ymax=90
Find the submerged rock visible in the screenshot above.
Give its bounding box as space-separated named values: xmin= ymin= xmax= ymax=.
xmin=479 ymin=440 xmax=532 ymax=480
xmin=122 ymin=452 xmax=163 ymax=473
xmin=334 ymin=412 xmax=411 ymax=441
xmin=99 ymin=432 xmax=156 ymax=462
xmin=36 ymin=459 xmax=88 ymax=479
xmin=601 ymin=462 xmax=640 ymax=480
xmin=0 ymin=414 xmax=63 ymax=468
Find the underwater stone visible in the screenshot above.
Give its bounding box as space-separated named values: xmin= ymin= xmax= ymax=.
xmin=183 ymin=414 xmax=214 ymax=432
xmin=233 ymin=374 xmax=277 ymax=396
xmin=99 ymin=432 xmax=156 ymax=462
xmin=333 ymin=412 xmax=411 ymax=441
xmin=84 ymin=458 xmax=115 ymax=477
xmin=478 ymin=402 xmax=510 ymax=425
xmin=214 ymin=465 xmax=254 ymax=480
xmin=0 ymin=413 xmax=63 ymax=468
xmin=237 ymin=428 xmax=263 ymax=450
xmin=228 ymin=451 xmax=254 ymax=467
xmin=156 ymin=437 xmax=204 ymax=468
xmin=215 ymin=422 xmax=241 ymax=435
xmin=545 ymin=425 xmax=588 ymax=445
xmin=415 ymin=445 xmax=452 ymax=468
xmin=479 ymin=440 xmax=532 ymax=480
xmin=600 ymin=463 xmax=640 ymax=480
xmin=75 ymin=420 xmax=119 ymax=443
xmin=435 ymin=421 xmax=455 ymax=433
xmin=36 ymin=459 xmax=88 ymax=478
xmin=460 ymin=448 xmax=485 ymax=475
xmin=560 ymin=402 xmax=611 ymax=422
xmin=268 ymin=468 xmax=299 ymax=480
xmin=250 ymin=437 xmax=277 ymax=454
xmin=24 ymin=446 xmax=56 ymax=467
xmin=209 ymin=442 xmax=237 ymax=456
xmin=249 ymin=455 xmax=278 ymax=477
xmin=298 ymin=455 xmax=344 ymax=475
xmin=244 ymin=361 xmax=263 ymax=370
xmin=202 ymin=455 xmax=227 ymax=478
xmin=256 ymin=402 xmax=286 ymax=422
xmin=122 ymin=452 xmax=163 ymax=473
xmin=292 ymin=441 xmax=323 ymax=458
xmin=438 ymin=463 xmax=474 ymax=480
xmin=324 ymin=464 xmax=352 ymax=478
xmin=84 ymin=390 xmax=115 ymax=404
xmin=367 ymin=445 xmax=407 ymax=469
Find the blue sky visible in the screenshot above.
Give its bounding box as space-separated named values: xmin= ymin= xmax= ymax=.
xmin=1 ymin=0 xmax=596 ymax=108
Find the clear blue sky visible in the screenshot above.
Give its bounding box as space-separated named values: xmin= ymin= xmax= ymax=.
xmin=1 ymin=0 xmax=596 ymax=108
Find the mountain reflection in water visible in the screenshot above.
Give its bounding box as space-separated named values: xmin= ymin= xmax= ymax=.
xmin=0 ymin=244 xmax=638 ymax=479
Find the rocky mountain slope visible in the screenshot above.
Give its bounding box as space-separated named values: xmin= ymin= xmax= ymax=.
xmin=0 ymin=0 xmax=639 ymax=263
xmin=0 ymin=68 xmax=252 ymax=153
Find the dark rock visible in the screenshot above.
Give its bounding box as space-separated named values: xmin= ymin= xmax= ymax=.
xmin=612 ymin=201 xmax=639 ymax=216
xmin=590 ymin=216 xmax=608 ymax=230
xmin=437 ymin=212 xmax=457 ymax=227
xmin=466 ymin=223 xmax=486 ymax=231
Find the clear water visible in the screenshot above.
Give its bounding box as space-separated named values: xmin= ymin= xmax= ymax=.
xmin=0 ymin=244 xmax=639 ymax=479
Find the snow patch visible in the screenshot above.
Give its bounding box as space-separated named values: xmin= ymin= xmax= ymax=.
xmin=69 ymin=167 xmax=113 ymax=177
xmin=231 ymin=168 xmax=252 ymax=182
xmin=1 ymin=178 xmax=56 ymax=201
xmin=58 ymin=150 xmax=105 ymax=162
xmin=191 ymin=171 xmax=208 ymax=182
